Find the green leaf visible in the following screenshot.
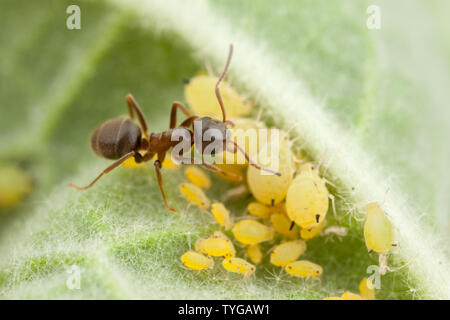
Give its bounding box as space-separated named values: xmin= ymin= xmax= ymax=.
xmin=1 ymin=0 xmax=449 ymax=299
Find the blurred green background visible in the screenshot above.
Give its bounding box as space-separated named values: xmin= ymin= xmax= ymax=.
xmin=0 ymin=0 xmax=449 ymax=299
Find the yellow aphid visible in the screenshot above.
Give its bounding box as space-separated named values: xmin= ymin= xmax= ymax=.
xmin=300 ymin=219 xmax=326 ymax=240
xmin=247 ymin=202 xmax=272 ymax=219
xmin=195 ymin=235 xmax=236 ymax=257
xmin=270 ymin=240 xmax=307 ymax=266
xmin=184 ymin=75 xmax=252 ymax=119
xmin=184 ymin=166 xmax=211 ymax=189
xmin=286 ymin=163 xmax=330 ymax=229
xmin=232 ymin=219 xmax=275 ymax=245
xmin=359 ymin=278 xmax=376 ymax=300
xmin=364 ymin=203 xmax=394 ymax=253
xmin=341 ymin=291 xmax=365 ymax=300
xmin=246 ymin=244 xmax=263 ymax=264
xmin=179 ymin=183 xmax=210 ymax=210
xmin=222 ymin=257 xmax=256 ymax=277
xmin=247 ymin=136 xmax=295 ymax=206
xmin=322 ymin=297 xmax=344 ymax=300
xmin=0 ymin=165 xmax=32 ymax=210
xmin=211 ymin=202 xmax=233 ymax=230
xmin=270 ymin=213 xmax=298 ymax=239
xmin=285 ymin=260 xmax=323 ymax=279
xmin=181 ymin=251 xmax=214 ymax=271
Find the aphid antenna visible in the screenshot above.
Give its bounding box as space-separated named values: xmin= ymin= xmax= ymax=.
xmin=204 ymin=59 xmax=216 ymax=78
xmin=185 ymin=231 xmax=192 ymax=250
xmin=323 ymin=178 xmax=337 ymax=188
xmin=284 ymin=122 xmax=300 ymax=139
xmin=263 ymin=245 xmax=276 ymax=257
xmin=255 ymin=105 xmax=264 ymax=122
xmin=289 ymin=135 xmax=303 ymax=146
xmin=381 ymin=187 xmax=391 ymax=208
xmin=341 ymin=199 xmax=365 ymax=222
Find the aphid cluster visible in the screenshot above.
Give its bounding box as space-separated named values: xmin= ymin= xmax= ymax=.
xmin=175 ymin=46 xmax=335 ymax=281
xmin=177 ymin=45 xmax=397 ymax=291
xmin=70 ymin=43 xmax=398 ymax=295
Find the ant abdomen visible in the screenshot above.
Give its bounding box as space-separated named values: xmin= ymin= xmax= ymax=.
xmin=91 ymin=117 xmax=142 ymax=159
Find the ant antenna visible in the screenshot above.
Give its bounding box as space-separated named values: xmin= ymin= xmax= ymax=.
xmin=228 ymin=140 xmax=281 ymax=176
xmin=215 ymin=44 xmax=233 ymax=123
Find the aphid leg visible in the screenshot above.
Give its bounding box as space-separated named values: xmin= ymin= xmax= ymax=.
xmin=215 ymin=44 xmax=233 ymax=123
xmin=170 ymin=101 xmax=193 ymax=128
xmin=154 ymin=156 xmax=177 ymax=213
xmin=126 ymin=94 xmax=149 ymax=137
xmin=68 ymin=151 xmax=138 ymax=190
xmin=200 ymin=163 xmax=243 ymax=181
xmin=328 ymin=194 xmax=337 ymax=219
xmin=179 ymin=115 xmax=200 ymax=128
xmin=323 ymin=178 xmax=337 ymax=188
xmin=227 ymin=140 xmax=282 ymax=176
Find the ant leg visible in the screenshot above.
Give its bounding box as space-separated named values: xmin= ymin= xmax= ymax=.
xmin=68 ymin=151 xmax=137 ymax=190
xmin=179 ymin=115 xmax=199 ymax=128
xmin=215 ymin=44 xmax=233 ymax=123
xmin=227 ymin=140 xmax=281 ymax=176
xmin=200 ymin=163 xmax=243 ymax=181
xmin=154 ymin=159 xmax=177 ymax=213
xmin=126 ymin=94 xmax=149 ymax=136
xmin=170 ymin=101 xmax=192 ymax=129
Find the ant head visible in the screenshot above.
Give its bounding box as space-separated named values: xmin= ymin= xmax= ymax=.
xmin=197 ymin=116 xmax=231 ymax=155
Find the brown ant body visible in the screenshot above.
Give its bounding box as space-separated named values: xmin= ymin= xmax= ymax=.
xmin=69 ymin=44 xmax=280 ymax=212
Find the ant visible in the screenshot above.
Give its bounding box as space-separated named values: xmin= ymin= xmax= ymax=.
xmin=69 ymin=44 xmax=280 ymax=212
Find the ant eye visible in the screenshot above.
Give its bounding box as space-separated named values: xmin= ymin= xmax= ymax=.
xmin=232 ymin=219 xmax=274 ymax=245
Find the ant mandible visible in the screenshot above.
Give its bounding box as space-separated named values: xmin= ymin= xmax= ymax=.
xmin=69 ymin=44 xmax=281 ymax=212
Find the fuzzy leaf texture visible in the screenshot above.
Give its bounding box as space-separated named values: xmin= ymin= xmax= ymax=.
xmin=0 ymin=0 xmax=449 ymax=299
